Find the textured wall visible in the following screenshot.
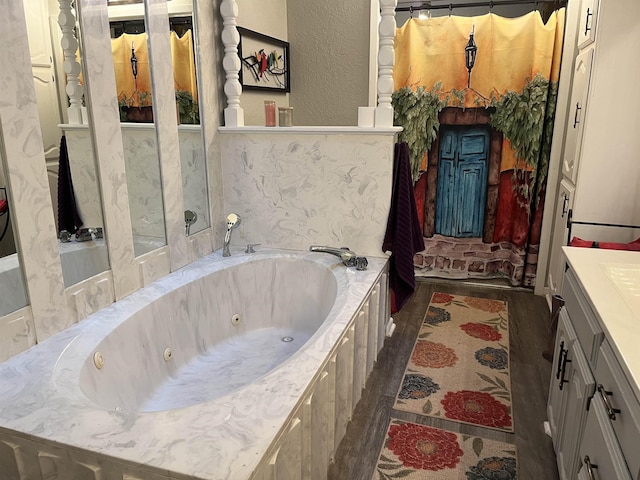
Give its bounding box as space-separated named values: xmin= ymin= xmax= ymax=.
xmin=287 ymin=1 xmax=370 ymax=126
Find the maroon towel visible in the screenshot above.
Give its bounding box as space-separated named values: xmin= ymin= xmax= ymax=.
xmin=57 ymin=135 xmax=83 ymax=234
xmin=382 ymin=142 xmax=425 ymax=311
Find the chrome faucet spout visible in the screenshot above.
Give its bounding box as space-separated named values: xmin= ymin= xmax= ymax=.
xmin=309 ymin=245 xmax=368 ymax=270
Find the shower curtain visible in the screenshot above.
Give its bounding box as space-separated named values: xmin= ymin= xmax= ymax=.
xmin=392 ymin=10 xmax=565 ymax=287
xmin=111 ymin=30 xmax=198 ymax=107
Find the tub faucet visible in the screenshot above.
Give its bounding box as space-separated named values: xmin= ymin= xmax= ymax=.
xmin=245 ymin=243 xmax=261 ymax=253
xmin=309 ymin=245 xmax=368 ymax=270
xmin=76 ymin=227 xmax=103 ymax=242
xmin=223 ymin=213 xmax=241 ymax=257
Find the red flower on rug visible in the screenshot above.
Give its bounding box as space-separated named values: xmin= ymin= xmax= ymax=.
xmin=464 ymin=296 xmax=506 ymax=313
xmin=460 ymin=322 xmax=502 ymax=341
xmin=387 ymin=422 xmax=464 ymax=471
xmin=432 ymin=292 xmax=454 ymax=304
xmin=412 ymin=341 xmax=458 ymax=368
xmin=441 ymin=390 xmax=512 ymax=429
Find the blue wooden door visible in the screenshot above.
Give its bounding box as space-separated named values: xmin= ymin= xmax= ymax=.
xmin=435 ymin=127 xmax=490 ymax=238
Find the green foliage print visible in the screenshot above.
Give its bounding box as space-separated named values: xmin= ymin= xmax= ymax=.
xmin=490 ymin=73 xmax=558 ymax=210
xmin=392 ymin=83 xmax=448 ymax=182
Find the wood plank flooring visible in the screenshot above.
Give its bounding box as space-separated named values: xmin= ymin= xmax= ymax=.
xmin=328 ymin=278 xmax=559 ymax=480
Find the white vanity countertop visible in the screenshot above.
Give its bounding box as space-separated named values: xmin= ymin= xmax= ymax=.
xmin=563 ymin=247 xmax=640 ymax=400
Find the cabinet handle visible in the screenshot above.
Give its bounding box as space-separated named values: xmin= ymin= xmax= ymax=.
xmin=555 ymin=341 xmax=565 ymax=379
xmin=573 ymin=102 xmax=582 ymax=128
xmin=559 ymin=348 xmax=571 ymax=390
xmin=561 ymin=194 xmax=569 ymax=217
xmin=584 ymin=8 xmax=593 ymax=36
xmin=584 ymin=455 xmax=598 ymax=480
xmin=597 ymin=384 xmax=621 ymax=420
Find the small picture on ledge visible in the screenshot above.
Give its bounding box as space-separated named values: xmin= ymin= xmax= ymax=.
xmin=237 ymin=27 xmax=290 ymax=93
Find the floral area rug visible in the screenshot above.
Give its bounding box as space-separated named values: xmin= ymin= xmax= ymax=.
xmin=393 ymin=292 xmax=513 ymax=432
xmin=373 ymin=418 xmax=517 ymax=479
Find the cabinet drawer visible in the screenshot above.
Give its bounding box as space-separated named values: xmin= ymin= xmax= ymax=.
xmin=578 ymin=395 xmax=631 ymax=480
xmin=562 ymin=269 xmax=603 ymax=366
xmin=576 ymin=0 xmax=600 ymax=50
xmin=594 ymin=341 xmax=640 ymax=479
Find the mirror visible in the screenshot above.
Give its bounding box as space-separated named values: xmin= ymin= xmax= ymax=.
xmin=25 ymin=0 xmax=110 ymax=288
xmin=175 ymin=6 xmax=210 ymax=235
xmin=108 ymin=5 xmax=168 ymax=257
xmin=0 ymin=150 xmax=28 ymax=317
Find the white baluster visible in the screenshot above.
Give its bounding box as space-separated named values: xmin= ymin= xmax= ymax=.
xmin=375 ymin=0 xmax=397 ymax=127
xmin=57 ymin=0 xmax=87 ymax=124
xmin=220 ymin=0 xmax=244 ymax=127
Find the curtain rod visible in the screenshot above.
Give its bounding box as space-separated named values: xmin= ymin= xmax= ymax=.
xmin=396 ymin=0 xmax=566 ymax=12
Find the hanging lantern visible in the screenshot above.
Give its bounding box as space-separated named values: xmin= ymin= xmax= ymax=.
xmin=130 ymin=41 xmax=138 ymax=84
xmin=465 ymin=25 xmax=477 ymax=88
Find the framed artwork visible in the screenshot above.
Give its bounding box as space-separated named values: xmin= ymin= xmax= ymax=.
xmin=237 ymin=27 xmax=290 ymax=93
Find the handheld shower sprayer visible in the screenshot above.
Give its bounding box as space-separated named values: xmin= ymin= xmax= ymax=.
xmin=223 ymin=213 xmax=241 ymax=257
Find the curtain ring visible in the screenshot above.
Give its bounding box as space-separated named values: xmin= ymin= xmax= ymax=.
xmin=410 ymin=6 xmax=413 ymax=18
xmin=449 ymin=3 xmax=453 ymax=16
xmin=489 ymin=1 xmax=494 ymax=11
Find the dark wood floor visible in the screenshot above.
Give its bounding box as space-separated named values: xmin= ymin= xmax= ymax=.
xmin=328 ymin=278 xmax=560 ymax=480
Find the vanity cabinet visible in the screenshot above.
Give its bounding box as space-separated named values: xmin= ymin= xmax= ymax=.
xmin=548 ymin=261 xmax=640 ymax=480
xmin=548 ymin=179 xmax=575 ymax=295
xmin=575 ymin=395 xmax=631 ymax=480
xmin=576 ymin=0 xmax=599 ymax=50
xmin=560 ymin=48 xmax=593 ymax=185
xmin=548 ymin=308 xmax=594 ymax=480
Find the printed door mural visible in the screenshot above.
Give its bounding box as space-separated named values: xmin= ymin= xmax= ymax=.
xmin=436 ymin=127 xmax=489 ymax=238
xmin=392 ymin=10 xmax=565 ymax=287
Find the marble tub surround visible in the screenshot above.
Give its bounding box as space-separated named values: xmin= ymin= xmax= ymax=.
xmin=0 ymin=0 xmax=68 ymax=342
xmin=219 ymin=128 xmax=400 ymax=258
xmin=0 ymin=249 xmax=388 ymax=479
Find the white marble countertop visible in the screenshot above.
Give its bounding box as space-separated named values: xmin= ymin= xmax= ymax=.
xmin=563 ymin=247 xmax=640 ymax=401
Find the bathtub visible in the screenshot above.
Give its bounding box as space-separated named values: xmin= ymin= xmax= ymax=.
xmin=0 ymin=249 xmax=388 ymax=479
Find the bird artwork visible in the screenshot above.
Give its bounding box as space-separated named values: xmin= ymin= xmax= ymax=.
xmin=242 ymin=48 xmax=286 ymax=88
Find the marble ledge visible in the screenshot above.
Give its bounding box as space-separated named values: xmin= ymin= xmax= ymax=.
xmin=218 ymin=126 xmax=403 ymax=135
xmin=59 ymin=123 xmax=203 ymax=132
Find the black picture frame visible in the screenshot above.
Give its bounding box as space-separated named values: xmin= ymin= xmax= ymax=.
xmin=237 ymin=27 xmax=290 ymax=93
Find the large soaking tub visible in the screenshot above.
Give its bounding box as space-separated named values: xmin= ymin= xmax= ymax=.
xmin=0 ymin=249 xmax=388 ymax=479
